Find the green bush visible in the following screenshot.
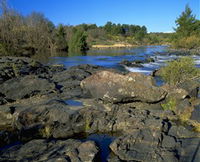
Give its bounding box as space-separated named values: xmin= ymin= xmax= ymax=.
xmin=173 ymin=35 xmax=200 ymax=49
xmin=160 ymin=57 xmax=200 ymax=85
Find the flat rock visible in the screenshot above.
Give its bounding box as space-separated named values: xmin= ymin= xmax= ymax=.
xmin=0 ymin=139 xmax=99 ymax=162
xmin=0 ymin=75 xmax=56 ymax=103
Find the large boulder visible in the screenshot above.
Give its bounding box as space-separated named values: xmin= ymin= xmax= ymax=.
xmin=81 ymin=71 xmax=167 ymax=103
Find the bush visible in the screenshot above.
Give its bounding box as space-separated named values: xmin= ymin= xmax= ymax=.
xmin=160 ymin=57 xmax=200 ymax=85
xmin=173 ymin=35 xmax=200 ymax=49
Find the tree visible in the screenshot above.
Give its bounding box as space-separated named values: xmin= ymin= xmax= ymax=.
xmin=104 ymin=21 xmax=113 ymax=34
xmin=173 ymin=5 xmax=200 ymax=48
xmin=175 ymin=5 xmax=197 ymax=38
xmin=68 ymin=29 xmax=88 ymax=53
xmin=54 ymin=24 xmax=68 ymax=51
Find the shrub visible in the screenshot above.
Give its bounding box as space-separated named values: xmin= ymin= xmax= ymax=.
xmin=173 ymin=35 xmax=200 ymax=49
xmin=160 ymin=57 xmax=200 ymax=85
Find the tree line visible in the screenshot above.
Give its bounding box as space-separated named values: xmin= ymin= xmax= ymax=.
xmin=0 ymin=1 xmax=151 ymax=57
xmin=0 ymin=0 xmax=199 ymax=57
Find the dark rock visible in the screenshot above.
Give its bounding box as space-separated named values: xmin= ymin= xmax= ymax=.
xmin=52 ymin=64 xmax=105 ymax=99
xmin=15 ymin=99 xmax=85 ymax=139
xmin=190 ymin=105 xmax=200 ymax=122
xmin=179 ymin=138 xmax=200 ymax=162
xmin=168 ymin=125 xmax=199 ymax=138
xmin=0 ymin=75 xmax=56 ymax=103
xmin=120 ymin=58 xmax=155 ymax=67
xmin=119 ymin=60 xmax=144 ymax=67
xmin=0 ymin=131 xmax=19 ymax=148
xmin=178 ymin=79 xmax=200 ymax=98
xmin=0 ymin=139 xmax=99 ymax=162
xmin=81 ymin=71 xmax=167 ymax=103
xmin=110 ymin=129 xmax=179 ymax=162
xmin=0 ymin=56 xmax=65 ymax=84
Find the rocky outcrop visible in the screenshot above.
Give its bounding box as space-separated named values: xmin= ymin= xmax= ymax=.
xmin=0 ymin=56 xmax=200 ymax=162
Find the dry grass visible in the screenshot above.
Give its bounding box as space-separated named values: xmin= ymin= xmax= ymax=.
xmin=92 ymin=43 xmax=137 ymax=48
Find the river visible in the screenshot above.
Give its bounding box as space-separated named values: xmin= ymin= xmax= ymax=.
xmin=48 ymin=45 xmax=200 ymax=75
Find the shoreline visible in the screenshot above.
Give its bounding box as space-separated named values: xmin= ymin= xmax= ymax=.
xmin=91 ymin=43 xmax=138 ymax=49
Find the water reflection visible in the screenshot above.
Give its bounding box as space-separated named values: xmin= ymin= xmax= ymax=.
xmin=33 ymin=45 xmax=200 ymax=76
xmin=48 ymin=46 xmax=168 ymax=70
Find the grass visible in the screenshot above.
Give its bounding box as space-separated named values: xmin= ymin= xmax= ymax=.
xmin=161 ymin=98 xmax=176 ymax=111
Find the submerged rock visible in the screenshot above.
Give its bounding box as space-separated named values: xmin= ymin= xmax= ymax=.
xmin=120 ymin=58 xmax=155 ymax=67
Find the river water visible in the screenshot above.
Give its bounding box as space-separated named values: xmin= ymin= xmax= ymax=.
xmin=48 ymin=45 xmax=200 ymax=75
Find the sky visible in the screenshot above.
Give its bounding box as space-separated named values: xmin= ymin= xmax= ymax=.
xmin=7 ymin=0 xmax=200 ymax=33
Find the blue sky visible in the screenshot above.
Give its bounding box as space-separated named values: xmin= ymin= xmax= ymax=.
xmin=8 ymin=0 xmax=200 ymax=33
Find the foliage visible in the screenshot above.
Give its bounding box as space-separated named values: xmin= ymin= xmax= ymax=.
xmin=85 ymin=117 xmax=91 ymax=132
xmin=160 ymin=57 xmax=200 ymax=85
xmin=0 ymin=1 xmax=56 ymax=56
xmin=173 ymin=35 xmax=200 ymax=49
xmin=172 ymin=5 xmax=200 ymax=49
xmin=68 ymin=29 xmax=88 ymax=53
xmin=39 ymin=125 xmax=52 ymax=138
xmin=103 ymin=21 xmax=147 ymax=38
xmin=54 ymin=24 xmax=68 ymax=51
xmin=161 ymin=98 xmax=176 ymax=111
xmin=175 ymin=5 xmax=197 ymax=38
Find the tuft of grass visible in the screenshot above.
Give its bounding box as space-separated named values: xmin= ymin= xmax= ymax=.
xmin=12 ymin=63 xmax=20 ymax=77
xmin=39 ymin=125 xmax=52 ymax=138
xmin=161 ymin=98 xmax=176 ymax=111
xmin=85 ymin=117 xmax=91 ymax=132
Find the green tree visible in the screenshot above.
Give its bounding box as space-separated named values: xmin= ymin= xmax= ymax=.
xmin=173 ymin=5 xmax=200 ymax=49
xmin=175 ymin=5 xmax=197 ymax=38
xmin=68 ymin=29 xmax=88 ymax=53
xmin=54 ymin=24 xmax=68 ymax=51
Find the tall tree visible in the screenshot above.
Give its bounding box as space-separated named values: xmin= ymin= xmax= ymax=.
xmin=175 ymin=5 xmax=197 ymax=37
xmin=68 ymin=29 xmax=88 ymax=53
xmin=54 ymin=24 xmax=68 ymax=51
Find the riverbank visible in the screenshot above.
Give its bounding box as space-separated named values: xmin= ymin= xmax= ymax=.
xmin=167 ymin=47 xmax=200 ymax=55
xmin=91 ymin=43 xmax=137 ymax=49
